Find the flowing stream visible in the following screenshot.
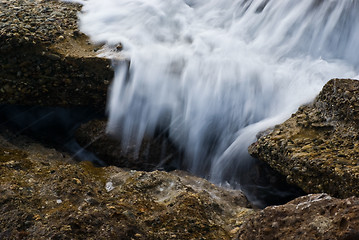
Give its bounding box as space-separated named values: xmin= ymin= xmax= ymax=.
xmin=71 ymin=0 xmax=359 ymax=203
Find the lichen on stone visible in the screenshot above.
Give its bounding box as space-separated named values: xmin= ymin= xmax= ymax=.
xmin=249 ymin=79 xmax=359 ymax=198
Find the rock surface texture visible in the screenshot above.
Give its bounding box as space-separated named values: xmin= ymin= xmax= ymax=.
xmin=3 ymin=128 xmax=359 ymax=239
xmin=0 ymin=0 xmax=113 ymax=108
xmin=249 ymin=79 xmax=359 ymax=198
xmin=237 ymin=194 xmax=359 ymax=240
xmin=0 ymin=129 xmax=253 ymax=240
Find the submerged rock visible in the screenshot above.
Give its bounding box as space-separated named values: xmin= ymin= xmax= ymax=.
xmin=249 ymin=79 xmax=359 ymax=198
xmin=0 ymin=129 xmax=253 ymax=239
xmin=0 ymin=0 xmax=113 ymax=109
xmin=237 ymin=194 xmax=359 ymax=240
xmin=75 ymin=119 xmax=180 ymax=171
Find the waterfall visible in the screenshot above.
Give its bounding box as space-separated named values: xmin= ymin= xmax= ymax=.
xmin=75 ymin=0 xmax=359 ymax=185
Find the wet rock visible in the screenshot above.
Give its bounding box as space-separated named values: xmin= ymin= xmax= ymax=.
xmin=237 ymin=194 xmax=359 ymax=240
xmin=249 ymin=79 xmax=359 ymax=198
xmin=75 ymin=119 xmax=180 ymax=171
xmin=0 ymin=0 xmax=113 ymax=109
xmin=0 ymin=129 xmax=253 ymax=239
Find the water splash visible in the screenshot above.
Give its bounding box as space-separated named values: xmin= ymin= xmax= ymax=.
xmin=76 ymin=0 xmax=359 ymax=185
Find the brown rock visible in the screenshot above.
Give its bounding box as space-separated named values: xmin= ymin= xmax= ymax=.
xmin=249 ymin=79 xmax=359 ymax=198
xmin=0 ymin=0 xmax=114 ymax=109
xmin=0 ymin=129 xmax=253 ymax=239
xmin=237 ymin=194 xmax=359 ymax=240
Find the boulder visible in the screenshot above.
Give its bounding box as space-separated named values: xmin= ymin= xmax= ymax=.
xmin=3 ymin=126 xmax=359 ymax=239
xmin=0 ymin=129 xmax=253 ymax=239
xmin=249 ymin=79 xmax=359 ymax=198
xmin=237 ymin=194 xmax=359 ymax=240
xmin=0 ymin=0 xmax=113 ymax=109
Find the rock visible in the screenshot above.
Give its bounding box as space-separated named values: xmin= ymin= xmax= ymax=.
xmin=75 ymin=120 xmax=307 ymax=208
xmin=0 ymin=0 xmax=113 ymax=109
xmin=249 ymin=79 xmax=359 ymax=198
xmin=236 ymin=194 xmax=359 ymax=240
xmin=0 ymin=129 xmax=253 ymax=239
xmin=75 ymin=119 xmax=180 ymax=171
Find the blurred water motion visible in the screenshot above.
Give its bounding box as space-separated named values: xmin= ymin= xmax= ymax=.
xmin=74 ymin=0 xmax=359 ymax=204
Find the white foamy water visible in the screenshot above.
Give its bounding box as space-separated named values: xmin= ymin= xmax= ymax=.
xmin=75 ymin=0 xmax=359 ymax=184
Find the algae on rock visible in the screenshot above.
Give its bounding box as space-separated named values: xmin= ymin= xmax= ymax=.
xmin=237 ymin=193 xmax=359 ymax=240
xmin=0 ymin=128 xmax=253 ymax=239
xmin=249 ymin=79 xmax=359 ymax=198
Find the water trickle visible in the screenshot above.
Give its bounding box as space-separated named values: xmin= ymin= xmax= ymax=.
xmin=75 ymin=0 xmax=359 ymax=196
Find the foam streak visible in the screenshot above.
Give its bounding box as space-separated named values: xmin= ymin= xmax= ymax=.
xmin=76 ymin=0 xmax=359 ymax=183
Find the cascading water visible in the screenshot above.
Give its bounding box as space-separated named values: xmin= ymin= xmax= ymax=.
xmin=73 ymin=0 xmax=359 ymax=201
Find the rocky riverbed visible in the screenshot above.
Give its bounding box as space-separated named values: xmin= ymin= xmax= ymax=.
xmin=2 ymin=0 xmax=359 ymax=239
xmin=2 ymin=127 xmax=359 ymax=239
xmin=0 ymin=128 xmax=253 ymax=239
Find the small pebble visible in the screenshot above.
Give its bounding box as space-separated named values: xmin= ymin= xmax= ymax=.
xmin=105 ymin=182 xmax=114 ymax=192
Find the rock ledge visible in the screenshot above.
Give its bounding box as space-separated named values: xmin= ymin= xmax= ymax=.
xmin=250 ymin=79 xmax=359 ymax=198
xmin=0 ymin=0 xmax=113 ymax=108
